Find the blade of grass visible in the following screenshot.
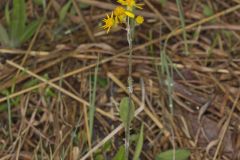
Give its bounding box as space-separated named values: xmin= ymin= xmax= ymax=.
xmin=10 ymin=0 xmax=26 ymax=47
xmin=176 ymin=0 xmax=189 ymax=55
xmin=161 ymin=39 xmax=174 ymax=113
xmin=19 ymin=19 xmax=41 ymax=44
xmin=160 ymin=39 xmax=176 ymax=159
xmin=59 ymin=1 xmax=72 ymax=23
xmin=0 ymin=23 xmax=9 ymax=46
xmin=133 ymin=124 xmax=144 ymax=160
xmin=89 ymin=54 xmax=99 ymax=138
xmin=5 ymin=2 xmax=10 ymax=26
xmin=113 ymin=145 xmax=125 ymax=160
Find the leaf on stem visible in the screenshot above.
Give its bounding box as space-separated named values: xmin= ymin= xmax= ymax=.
xmin=119 ymin=97 xmax=135 ymax=127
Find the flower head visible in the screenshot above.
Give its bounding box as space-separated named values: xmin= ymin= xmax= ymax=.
xmin=114 ymin=6 xmax=135 ymax=23
xmin=114 ymin=6 xmax=126 ymax=23
xmin=102 ymin=12 xmax=115 ymax=33
xmin=117 ymin=0 xmax=144 ymax=10
xmin=135 ymin=15 xmax=144 ymax=24
xmin=114 ymin=6 xmax=125 ymax=17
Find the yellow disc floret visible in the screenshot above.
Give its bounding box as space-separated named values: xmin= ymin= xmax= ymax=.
xmin=114 ymin=6 xmax=125 ymax=17
xmin=114 ymin=6 xmax=126 ymax=23
xmin=135 ymin=15 xmax=144 ymax=24
xmin=102 ymin=12 xmax=115 ymax=33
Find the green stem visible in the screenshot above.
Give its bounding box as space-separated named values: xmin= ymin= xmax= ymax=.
xmin=125 ymin=16 xmax=133 ymax=160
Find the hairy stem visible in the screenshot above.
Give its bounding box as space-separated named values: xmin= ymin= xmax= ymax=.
xmin=125 ymin=16 xmax=133 ymax=160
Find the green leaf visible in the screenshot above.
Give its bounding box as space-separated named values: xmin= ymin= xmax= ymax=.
xmin=19 ymin=19 xmax=40 ymax=44
xmin=113 ymin=145 xmax=125 ymax=160
xmin=10 ymin=0 xmax=26 ymax=44
xmin=119 ymin=97 xmax=135 ymax=127
xmin=88 ymin=64 xmax=99 ymax=138
xmin=133 ymin=124 xmax=144 ymax=160
xmin=59 ymin=1 xmax=72 ymax=23
xmin=203 ymin=5 xmax=214 ymax=17
xmin=5 ymin=2 xmax=10 ymax=25
xmin=23 ymin=78 xmax=40 ymax=89
xmin=0 ymin=23 xmax=9 ymax=46
xmin=155 ymin=149 xmax=191 ymax=160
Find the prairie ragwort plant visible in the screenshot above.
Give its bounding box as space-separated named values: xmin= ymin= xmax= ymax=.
xmin=102 ymin=0 xmax=144 ymax=159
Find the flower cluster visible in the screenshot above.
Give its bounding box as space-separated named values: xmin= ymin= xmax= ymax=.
xmin=102 ymin=0 xmax=144 ymax=33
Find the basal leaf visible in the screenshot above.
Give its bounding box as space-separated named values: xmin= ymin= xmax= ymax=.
xmin=155 ymin=149 xmax=191 ymax=160
xmin=10 ymin=0 xmax=26 ymax=43
xmin=113 ymin=145 xmax=125 ymax=160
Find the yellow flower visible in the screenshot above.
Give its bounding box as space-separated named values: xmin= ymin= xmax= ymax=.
xmin=101 ymin=1 xmax=145 ymax=33
xmin=102 ymin=12 xmax=115 ymax=33
xmin=114 ymin=6 xmax=125 ymax=17
xmin=114 ymin=6 xmax=126 ymax=23
xmin=135 ymin=15 xmax=144 ymax=24
xmin=117 ymin=0 xmax=144 ymax=10
xmin=114 ymin=6 xmax=135 ymax=23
